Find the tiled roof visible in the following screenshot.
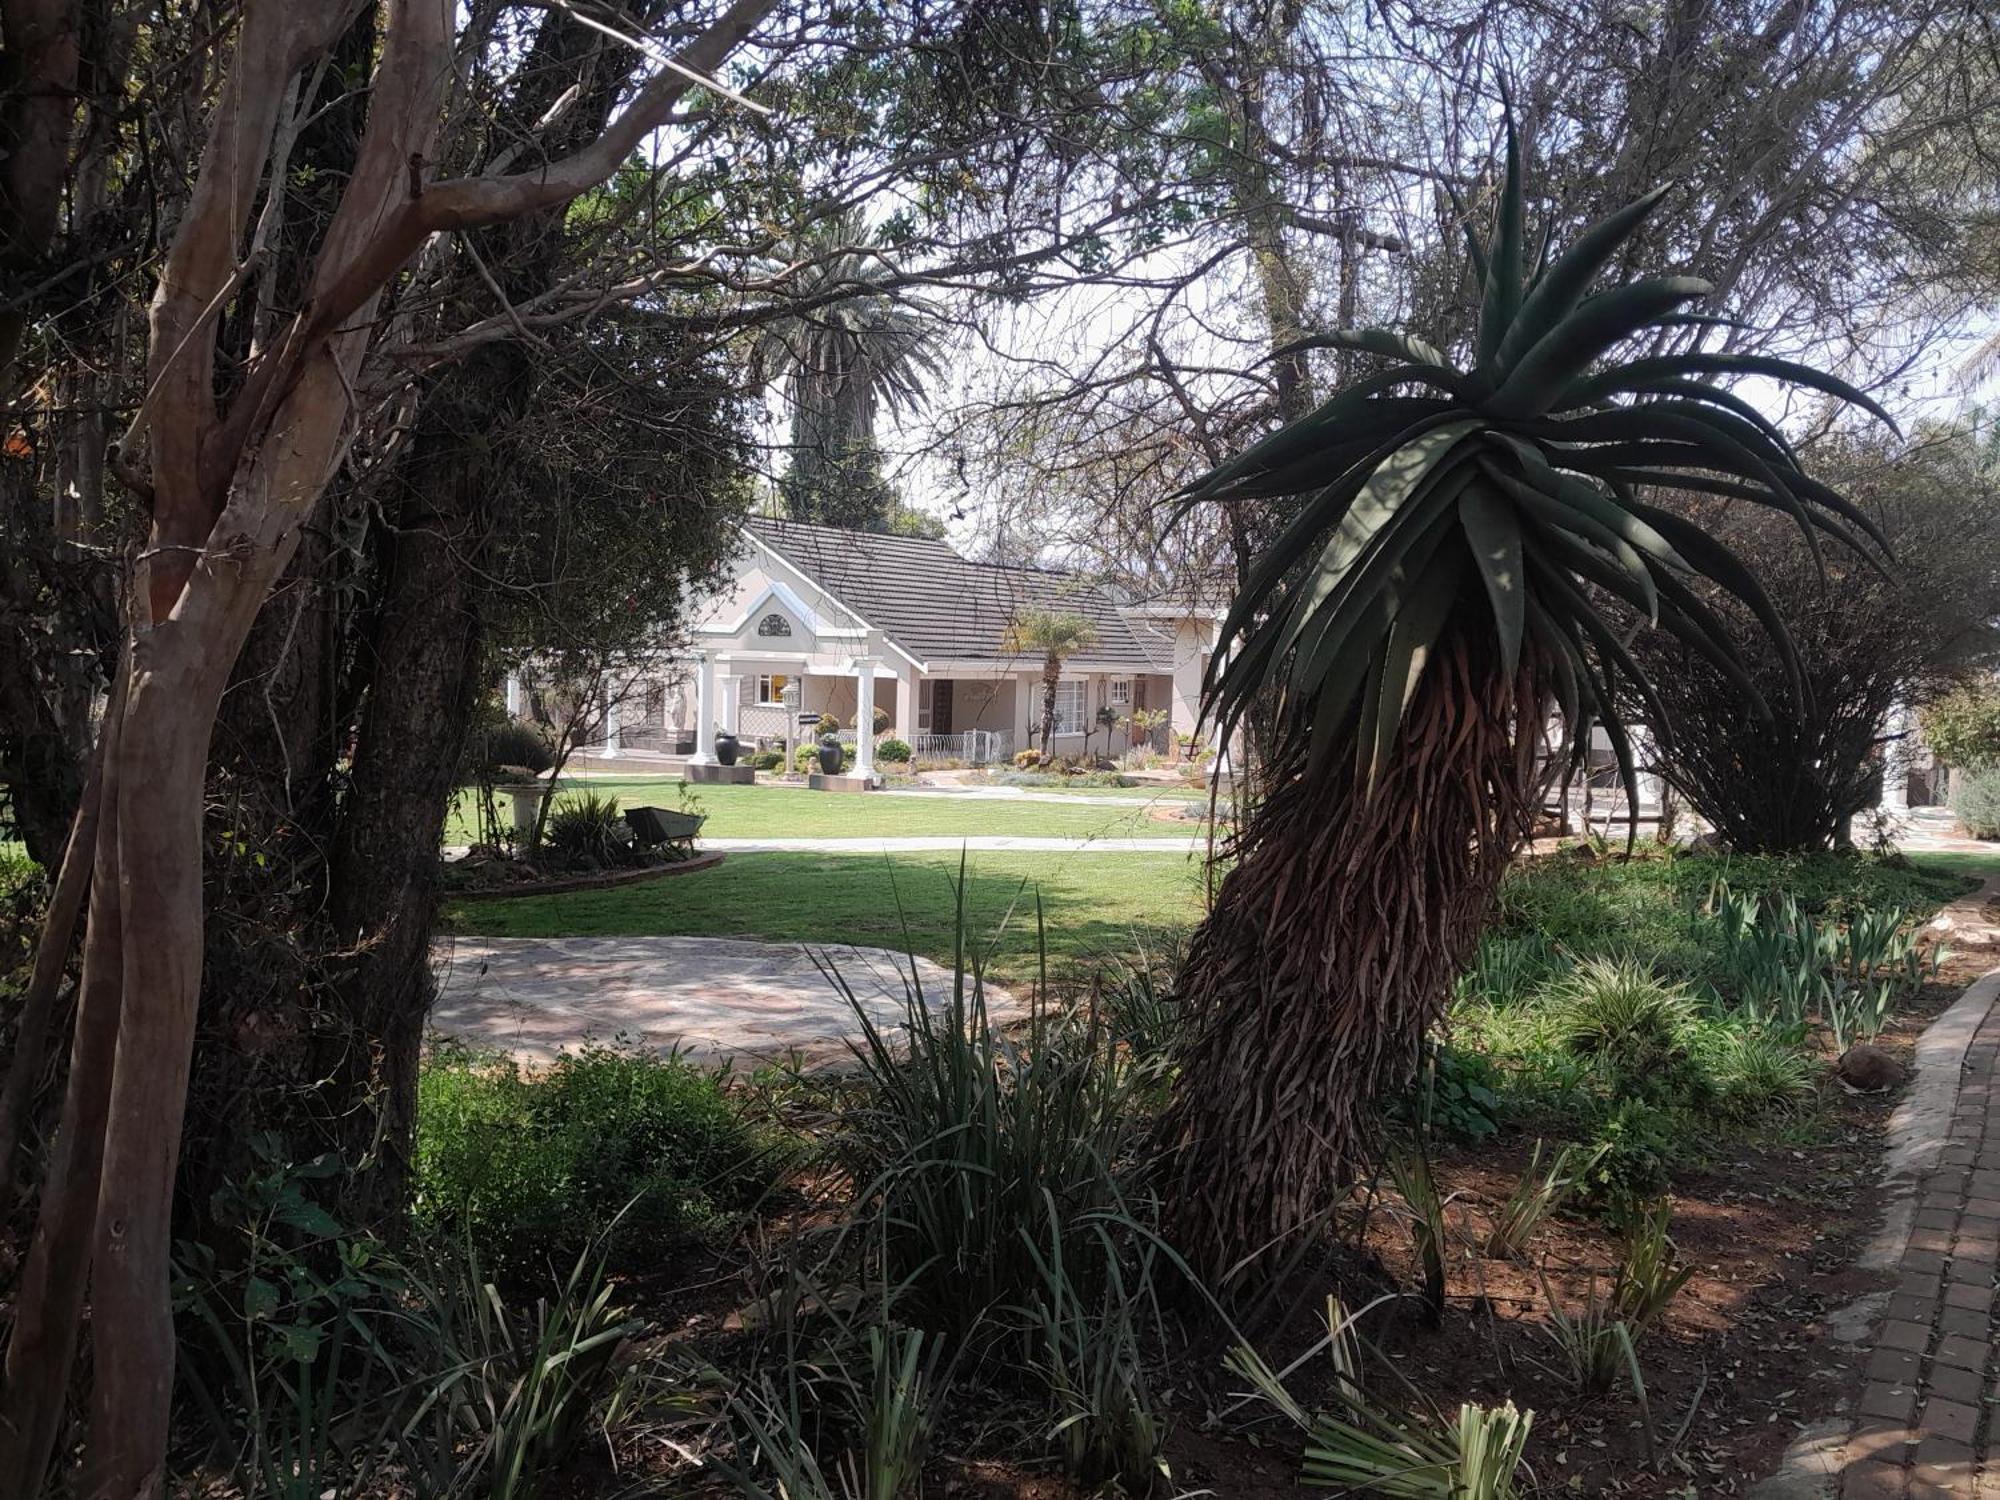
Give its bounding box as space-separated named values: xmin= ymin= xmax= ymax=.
xmin=743 ymin=516 xmax=1173 ymax=671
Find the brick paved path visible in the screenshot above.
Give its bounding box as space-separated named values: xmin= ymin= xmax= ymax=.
xmin=1838 ymin=881 xmax=2000 ymax=1499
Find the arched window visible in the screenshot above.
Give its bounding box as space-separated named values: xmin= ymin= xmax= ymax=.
xmin=756 ymin=612 xmax=793 ymax=638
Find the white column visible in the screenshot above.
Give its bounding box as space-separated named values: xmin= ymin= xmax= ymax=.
xmin=602 ymin=688 xmax=621 ymax=758
xmin=688 ymin=654 xmax=717 ymax=764
xmin=1880 ymin=703 xmax=1910 ymax=813
xmin=719 ymin=674 xmax=741 ymax=736
xmin=1632 ymin=725 xmax=1660 ymax=813
xmin=893 ymin=670 xmax=918 ymax=743
xmin=853 ymin=659 xmax=877 ymax=781
xmin=504 ymin=673 xmax=522 ymax=717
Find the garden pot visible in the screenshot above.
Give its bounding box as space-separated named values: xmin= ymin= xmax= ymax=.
xmin=817 ymin=739 xmax=844 ymax=775
xmin=714 ymin=732 xmax=739 ymax=767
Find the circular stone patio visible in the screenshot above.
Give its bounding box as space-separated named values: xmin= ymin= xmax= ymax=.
xmin=430 ymin=935 xmax=1004 ymax=1067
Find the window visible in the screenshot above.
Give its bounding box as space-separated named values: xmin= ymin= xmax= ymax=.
xmin=917 ymin=679 xmax=933 ymax=732
xmin=756 ymin=673 xmax=789 ymax=704
xmin=756 ymin=612 xmax=792 ymax=638
xmin=1051 ymin=680 xmax=1086 ymax=735
xmin=1108 ymin=678 xmax=1132 ymax=709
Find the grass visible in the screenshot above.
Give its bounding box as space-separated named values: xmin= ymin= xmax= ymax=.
xmin=449 ymin=777 xmax=1205 ymax=845
xmin=1907 ymin=849 xmax=2000 ymax=881
xmin=443 ymin=849 xmax=1210 ymax=979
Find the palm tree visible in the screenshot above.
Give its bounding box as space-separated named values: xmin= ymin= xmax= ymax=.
xmin=752 ymin=214 xmax=944 ymax=530
xmin=1002 ymin=608 xmax=1099 ymax=756
xmin=1159 ymin=124 xmax=1894 ymax=1286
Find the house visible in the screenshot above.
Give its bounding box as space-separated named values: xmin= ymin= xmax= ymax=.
xmin=582 ymin=516 xmax=1226 ymax=772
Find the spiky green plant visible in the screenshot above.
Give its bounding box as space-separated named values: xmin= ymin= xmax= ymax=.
xmin=1159 ymin=119 xmax=1890 ymax=1283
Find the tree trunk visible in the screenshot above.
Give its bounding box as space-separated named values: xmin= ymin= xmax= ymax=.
xmin=1159 ymin=629 xmax=1538 ymax=1289
xmin=321 ymin=358 xmax=509 ymax=1222
xmin=1039 ymin=657 xmax=1059 ymax=755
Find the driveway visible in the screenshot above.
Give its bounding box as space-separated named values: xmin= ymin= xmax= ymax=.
xmin=431 ymin=934 xmax=1006 ymax=1067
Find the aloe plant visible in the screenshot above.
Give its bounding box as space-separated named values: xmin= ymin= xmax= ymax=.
xmin=1159 ymin=117 xmax=1891 ymax=1283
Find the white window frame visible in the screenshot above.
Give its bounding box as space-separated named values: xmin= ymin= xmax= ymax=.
xmin=756 ymin=673 xmax=789 ymax=705
xmin=1108 ymin=678 xmax=1133 ymax=709
xmin=1051 ymin=680 xmax=1087 ymax=736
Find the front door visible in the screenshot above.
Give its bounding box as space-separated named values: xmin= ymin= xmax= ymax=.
xmin=931 ymin=679 xmax=955 ymax=735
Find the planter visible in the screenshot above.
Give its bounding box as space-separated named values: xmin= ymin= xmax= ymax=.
xmin=490 ymin=780 xmax=551 ymax=836
xmin=714 ymin=731 xmax=740 ymax=767
xmin=817 ymin=739 xmax=844 ymax=775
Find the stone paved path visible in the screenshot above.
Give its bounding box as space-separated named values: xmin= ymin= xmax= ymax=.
xmin=1828 ymin=879 xmax=2000 ymax=1498
xmin=431 ymin=934 xmax=1010 ymax=1068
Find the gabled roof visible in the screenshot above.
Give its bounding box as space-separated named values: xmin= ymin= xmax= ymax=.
xmin=742 ymin=516 xmax=1174 ymax=672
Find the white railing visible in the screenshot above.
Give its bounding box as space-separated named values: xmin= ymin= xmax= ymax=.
xmin=911 ymin=729 xmax=1011 ymax=765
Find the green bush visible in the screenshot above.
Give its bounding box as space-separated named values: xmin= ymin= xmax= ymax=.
xmin=745 ymin=749 xmax=784 ymax=771
xmin=470 ymin=719 xmax=556 ymax=776
xmin=877 ymin=737 xmax=912 ymax=763
xmin=414 ymin=1043 xmax=778 ymax=1282
xmin=1954 ymin=767 xmax=2000 ymax=840
xmin=1398 ymin=1042 xmax=1501 ymax=1141
xmin=1574 ymin=1098 xmax=1675 ymax=1228
xmin=1547 ymin=958 xmax=1697 ymax=1072
xmin=1707 ymin=1030 xmax=1817 ymax=1119
xmin=542 ymin=788 xmax=625 ymax=866
xmin=1921 ymin=683 xmax=2000 ymax=773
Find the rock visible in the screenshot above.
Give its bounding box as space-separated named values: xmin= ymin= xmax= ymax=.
xmin=1838 ymin=1043 xmax=1906 ymax=1093
xmin=1688 ymin=830 xmax=1727 ymax=853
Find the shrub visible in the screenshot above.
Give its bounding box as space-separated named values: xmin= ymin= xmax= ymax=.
xmin=1402 ymin=1042 xmax=1501 ymax=1141
xmin=833 ymin=931 xmax=1149 ymax=1345
xmin=746 ymin=749 xmax=784 ymax=771
xmin=877 ymin=737 xmax=912 ymax=763
xmin=1954 ymin=767 xmax=2000 ymax=840
xmin=815 ymin=713 xmax=840 ymax=737
xmin=542 ymin=788 xmax=626 ymax=867
xmin=1921 ymin=682 xmax=2000 ymax=773
xmin=414 ymin=1042 xmax=778 ymax=1282
xmin=1709 ymin=1031 xmax=1816 ymax=1119
xmin=1574 ymin=1099 xmax=1674 ymax=1228
xmin=1546 ymin=958 xmax=1696 ymax=1074
xmin=1014 ymin=748 xmax=1044 ymax=769
xmin=471 ymin=719 xmax=556 ymax=776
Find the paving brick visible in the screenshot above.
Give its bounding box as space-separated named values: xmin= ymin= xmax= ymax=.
xmin=1903 ymin=1249 xmax=1949 ymax=1277
xmin=1899 ymin=1268 xmax=1948 ymax=1302
xmin=1910 ymin=1435 xmax=1975 ymax=1485
xmin=1915 ymin=1397 xmax=1979 ymax=1446
xmin=1869 ymin=1347 xmax=1925 ymax=1386
xmin=1880 ymin=1319 xmax=1932 ymax=1353
xmin=1916 ymin=1207 xmax=1958 ymax=1232
xmin=1924 ymin=1361 xmax=1981 ymax=1406
xmin=1943 ymin=1280 xmax=1992 ymax=1312
xmin=1862 ymin=1380 xmax=1920 ymax=1421
xmin=1844 ymin=1460 xmax=1906 ymax=1499
xmin=1932 ymin=1333 xmax=1988 ymax=1371
xmin=1961 ymin=1196 xmax=2000 ymax=1218
xmin=1888 ymin=1292 xmax=1939 ymax=1322
xmin=1947 ymin=1255 xmax=1992 ymax=1285
xmin=1938 ymin=1303 xmax=1991 ymax=1339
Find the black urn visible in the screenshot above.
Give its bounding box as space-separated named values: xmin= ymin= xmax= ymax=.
xmin=714 ymin=732 xmax=739 ymax=767
xmin=817 ymin=737 xmax=844 ymax=775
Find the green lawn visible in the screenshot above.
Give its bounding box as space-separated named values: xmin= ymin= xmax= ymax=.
xmin=443 ymin=849 xmax=1210 ymax=979
xmin=1907 ymin=849 xmax=2000 ymax=881
xmin=451 ymin=776 xmax=1207 ymax=844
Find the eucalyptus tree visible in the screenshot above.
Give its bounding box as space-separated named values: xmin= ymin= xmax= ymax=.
xmin=1158 ymin=129 xmax=1895 ymax=1285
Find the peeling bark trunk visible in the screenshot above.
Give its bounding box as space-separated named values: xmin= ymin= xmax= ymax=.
xmin=1160 ymin=628 xmax=1540 ymax=1290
